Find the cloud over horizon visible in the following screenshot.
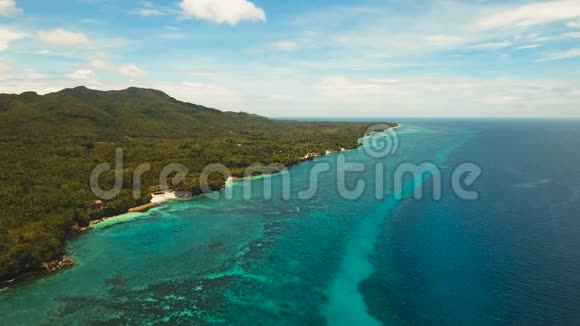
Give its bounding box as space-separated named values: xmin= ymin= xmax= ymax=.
xmin=90 ymin=60 xmax=147 ymax=78
xmin=0 ymin=27 xmax=25 ymax=51
xmin=180 ymin=0 xmax=266 ymax=25
xmin=37 ymin=28 xmax=89 ymax=46
xmin=474 ymin=0 xmax=580 ymax=30
xmin=0 ymin=0 xmax=21 ymax=16
xmin=0 ymin=0 xmax=579 ymax=117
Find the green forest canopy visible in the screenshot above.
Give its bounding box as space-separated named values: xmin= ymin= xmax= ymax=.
xmin=0 ymin=86 xmax=396 ymax=281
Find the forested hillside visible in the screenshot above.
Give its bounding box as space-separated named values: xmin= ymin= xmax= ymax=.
xmin=0 ymin=86 xmax=394 ymax=282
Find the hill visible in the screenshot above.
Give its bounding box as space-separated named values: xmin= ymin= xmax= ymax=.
xmin=0 ymin=86 xmax=269 ymax=139
xmin=0 ymin=86 xmax=395 ymax=282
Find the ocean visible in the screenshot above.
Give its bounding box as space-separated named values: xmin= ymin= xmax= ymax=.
xmin=1 ymin=119 xmax=580 ymax=325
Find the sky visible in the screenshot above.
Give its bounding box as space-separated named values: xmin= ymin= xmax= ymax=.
xmin=1 ymin=0 xmax=580 ymax=117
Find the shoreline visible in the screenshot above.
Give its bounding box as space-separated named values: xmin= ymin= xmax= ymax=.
xmin=89 ymin=123 xmax=401 ymax=229
xmin=128 ymin=202 xmax=158 ymax=212
xmin=0 ymin=123 xmax=400 ymax=288
xmin=84 ymin=191 xmax=192 ymax=229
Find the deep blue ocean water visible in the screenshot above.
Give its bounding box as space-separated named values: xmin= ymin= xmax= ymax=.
xmin=1 ymin=119 xmax=580 ymax=325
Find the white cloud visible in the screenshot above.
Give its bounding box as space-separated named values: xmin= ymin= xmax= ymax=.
xmin=539 ymin=48 xmax=580 ymax=61
xmin=182 ymin=81 xmax=235 ymax=97
xmin=132 ymin=8 xmax=165 ymax=16
xmin=263 ymin=32 xmax=323 ymax=52
xmin=567 ymin=20 xmax=580 ymax=28
xmin=270 ymin=93 xmax=290 ymax=101
xmin=474 ymin=0 xmax=580 ymax=30
xmin=1 ymin=71 xmax=578 ymax=117
xmin=90 ymin=59 xmax=116 ymax=71
xmin=517 ymin=44 xmax=542 ymax=49
xmin=563 ymin=32 xmax=580 ymax=38
xmin=312 ymin=32 xmax=469 ymax=59
xmin=310 ymin=75 xmax=580 ymax=117
xmin=185 ymin=69 xmax=218 ymax=78
xmin=0 ymin=60 xmax=12 ymax=78
xmin=471 ymin=41 xmax=512 ymax=49
xmin=424 ymin=35 xmax=465 ymax=47
xmin=180 ymin=0 xmax=266 ymax=25
xmin=91 ymin=60 xmax=147 ymax=78
xmin=23 ymin=69 xmax=45 ymax=80
xmin=68 ymin=69 xmax=95 ymax=80
xmin=37 ymin=28 xmax=89 ymax=46
xmin=2 ymin=0 xmax=580 ymax=118
xmin=320 ymin=76 xmax=392 ymax=98
xmin=271 ymin=40 xmax=300 ymax=51
xmin=253 ymin=1 xmax=580 ymax=62
xmin=0 ymin=0 xmax=21 ymax=16
xmin=475 ymin=95 xmax=522 ymax=104
xmin=0 ymin=27 xmax=25 ymax=51
xmin=119 ymin=64 xmax=147 ymax=78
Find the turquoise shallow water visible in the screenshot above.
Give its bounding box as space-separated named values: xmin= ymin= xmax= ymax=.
xmin=2 ymin=120 xmax=580 ymax=325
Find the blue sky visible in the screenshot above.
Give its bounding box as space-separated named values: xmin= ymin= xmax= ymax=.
xmin=1 ymin=0 xmax=580 ymax=117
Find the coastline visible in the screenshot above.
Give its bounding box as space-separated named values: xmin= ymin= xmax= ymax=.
xmin=223 ymin=123 xmax=400 ymax=188
xmin=128 ymin=202 xmax=157 ymax=212
xmin=0 ymin=123 xmax=400 ymax=288
xmin=84 ymin=191 xmax=191 ymax=229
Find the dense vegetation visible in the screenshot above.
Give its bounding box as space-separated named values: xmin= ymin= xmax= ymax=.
xmin=0 ymin=86 xmax=395 ymax=282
